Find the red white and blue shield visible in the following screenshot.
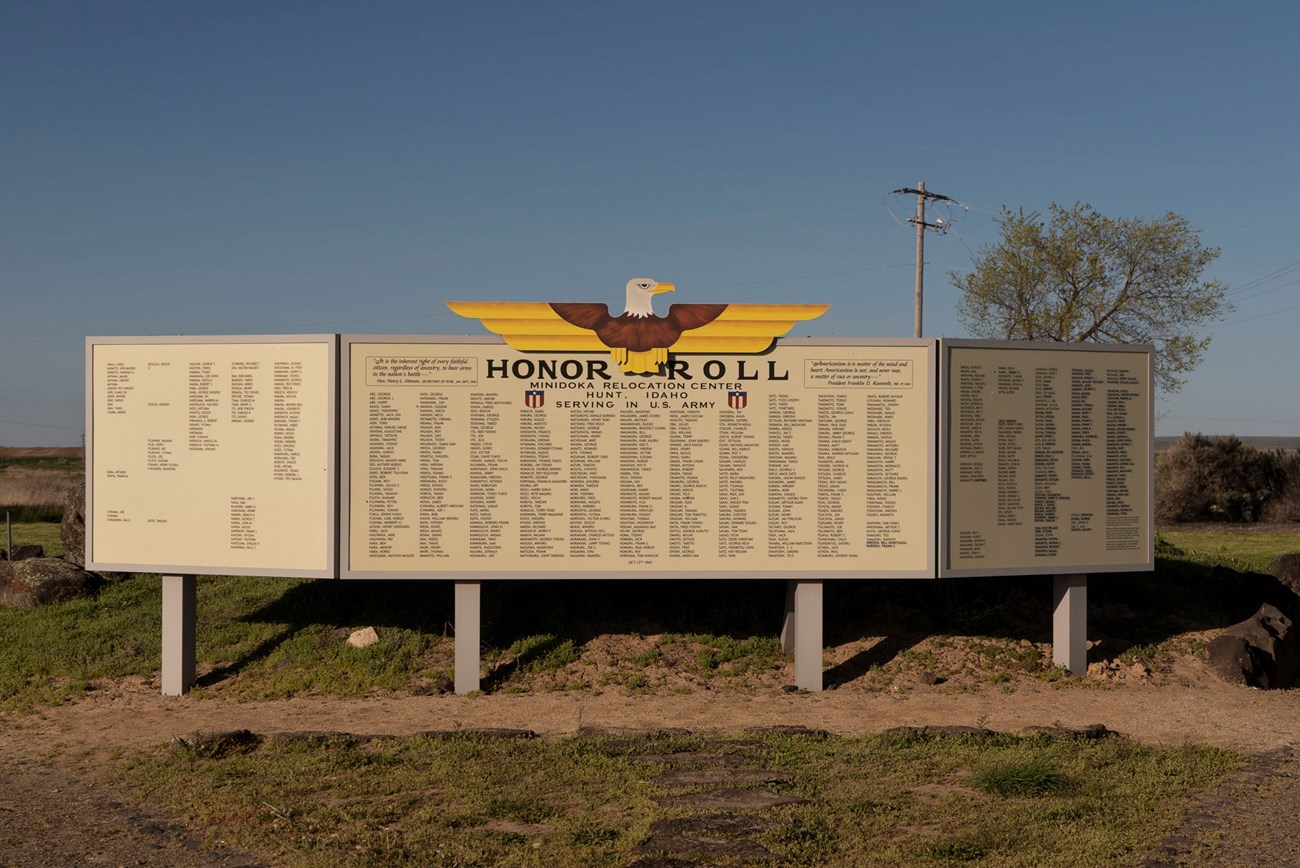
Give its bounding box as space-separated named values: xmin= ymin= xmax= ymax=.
xmin=524 ymin=389 xmax=545 ymax=408
xmin=727 ymin=390 xmax=747 ymax=410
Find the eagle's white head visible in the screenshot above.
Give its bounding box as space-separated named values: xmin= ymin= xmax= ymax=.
xmin=623 ymin=278 xmax=676 ymax=318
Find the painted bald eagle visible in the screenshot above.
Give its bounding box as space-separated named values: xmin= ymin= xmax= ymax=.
xmin=447 ymin=279 xmax=829 ymax=374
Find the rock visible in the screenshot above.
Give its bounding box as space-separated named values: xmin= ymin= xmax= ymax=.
xmin=2 ymin=544 xmax=44 ymax=561
xmin=636 ymin=832 xmax=777 ymax=860
xmin=416 ymin=728 xmax=537 ymax=740
xmin=346 ymin=627 xmax=379 ymax=648
xmin=655 ymin=769 xmax=794 ymax=786
xmin=656 ymin=788 xmax=808 ymax=810
xmin=56 ymin=482 xmax=129 ymax=582
xmin=627 ymin=752 xmax=750 ymax=768
xmin=1270 ymin=553 xmax=1300 ymax=599
xmin=1207 ymin=635 xmax=1267 ymax=687
xmin=413 ymin=675 xmax=454 ymax=695
xmin=0 ymin=557 xmax=97 ymax=608
xmin=1206 ymin=565 xmax=1300 ymax=623
xmin=1019 ymin=723 xmax=1119 ymax=740
xmin=1207 ymin=603 xmax=1296 ymax=689
xmin=60 ymin=482 xmax=87 ymax=567
xmin=648 ymin=815 xmax=777 ymax=837
xmin=745 ymin=724 xmax=829 ymax=738
xmin=266 ymin=730 xmax=358 ymax=747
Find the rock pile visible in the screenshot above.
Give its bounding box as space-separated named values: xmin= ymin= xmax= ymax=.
xmin=1 ymin=482 xmax=129 ymax=608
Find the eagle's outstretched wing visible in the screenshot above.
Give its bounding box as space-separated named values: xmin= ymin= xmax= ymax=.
xmin=444 ymin=301 xmax=608 ymax=352
xmin=667 ymin=303 xmax=830 ymax=353
xmin=445 ymin=300 xmax=830 ymax=356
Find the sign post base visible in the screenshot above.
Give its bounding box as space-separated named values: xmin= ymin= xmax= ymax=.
xmin=781 ymin=580 xmax=824 ymax=692
xmin=161 ymin=574 xmax=196 ymax=696
xmin=455 ymin=581 xmax=481 ymax=694
xmin=1052 ymin=573 xmax=1087 ymax=674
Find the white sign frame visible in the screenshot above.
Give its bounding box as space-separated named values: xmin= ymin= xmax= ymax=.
xmin=340 ymin=335 xmax=937 ymax=580
xmin=938 ymin=339 xmax=1155 ymax=578
xmin=85 ymin=334 xmax=339 ymax=579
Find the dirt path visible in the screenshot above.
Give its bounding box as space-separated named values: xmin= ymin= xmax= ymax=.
xmin=5 ymin=681 xmax=1300 ymax=866
xmin=10 ymin=680 xmax=1300 ymax=754
xmin=0 ymin=740 xmax=266 ymax=867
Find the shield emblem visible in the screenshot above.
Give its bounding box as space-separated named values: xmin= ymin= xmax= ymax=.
xmin=525 ymin=389 xmax=544 ymax=408
xmin=727 ymin=390 xmax=747 ymax=410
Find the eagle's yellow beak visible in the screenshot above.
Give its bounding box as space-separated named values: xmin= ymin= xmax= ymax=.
xmin=651 ymin=282 xmax=676 ymax=295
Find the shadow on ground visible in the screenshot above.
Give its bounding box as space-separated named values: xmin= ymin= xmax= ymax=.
xmin=203 ymin=538 xmax=1299 ymax=690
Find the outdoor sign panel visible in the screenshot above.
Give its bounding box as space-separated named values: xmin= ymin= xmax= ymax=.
xmin=86 ymin=336 xmax=336 ymax=577
xmin=940 ymin=340 xmax=1154 ymax=577
xmin=342 ymin=336 xmax=935 ymax=578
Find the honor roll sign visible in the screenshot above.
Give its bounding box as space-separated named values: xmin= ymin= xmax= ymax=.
xmin=342 ymin=280 xmax=935 ymax=579
xmin=86 ymin=336 xmax=336 ymax=578
xmin=940 ymin=341 xmax=1153 ymax=577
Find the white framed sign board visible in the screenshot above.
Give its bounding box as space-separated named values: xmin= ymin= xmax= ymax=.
xmin=939 ymin=340 xmax=1154 ymax=578
xmin=86 ymin=335 xmax=337 ymax=578
xmin=341 ymin=336 xmax=936 ymax=579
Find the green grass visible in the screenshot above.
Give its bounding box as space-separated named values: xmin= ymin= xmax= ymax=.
xmin=1156 ymin=528 xmax=1299 ymax=574
xmin=971 ymin=758 xmax=1070 ymax=796
xmin=117 ymin=730 xmax=1239 ymax=867
xmin=0 ymin=571 xmax=162 ymax=708
xmin=5 ymin=520 xmax=65 ymax=557
xmin=2 ymin=521 xmax=1298 ymax=714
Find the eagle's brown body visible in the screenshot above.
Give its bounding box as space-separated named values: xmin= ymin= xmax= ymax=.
xmin=551 ymin=302 xmax=728 ymax=352
xmin=446 ymin=278 xmax=828 ymax=375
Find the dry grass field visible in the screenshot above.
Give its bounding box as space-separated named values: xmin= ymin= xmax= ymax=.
xmin=0 ymin=447 xmax=82 ymax=522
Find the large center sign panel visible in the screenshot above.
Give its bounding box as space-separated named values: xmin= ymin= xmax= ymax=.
xmin=87 ymin=336 xmax=336 ymax=577
xmin=941 ymin=340 xmax=1153 ymax=577
xmin=344 ymin=337 xmax=934 ymax=578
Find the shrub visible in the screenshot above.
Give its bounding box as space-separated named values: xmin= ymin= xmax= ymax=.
xmin=1155 ymin=434 xmax=1298 ymax=523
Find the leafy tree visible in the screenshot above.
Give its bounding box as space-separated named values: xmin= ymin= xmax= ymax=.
xmin=952 ymin=203 xmax=1230 ymax=393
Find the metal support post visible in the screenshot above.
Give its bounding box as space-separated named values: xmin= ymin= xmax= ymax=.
xmin=161 ymin=574 xmax=196 ymax=696
xmin=792 ymin=580 xmax=823 ymax=692
xmin=454 ymin=581 xmax=481 ymax=694
xmin=1052 ymin=573 xmax=1088 ymax=674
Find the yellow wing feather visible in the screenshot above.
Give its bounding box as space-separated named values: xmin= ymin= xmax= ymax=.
xmin=668 ymin=303 xmax=828 ymax=351
xmin=445 ymin=301 xmax=606 ymax=350
xmin=446 ymin=300 xmax=829 ymax=357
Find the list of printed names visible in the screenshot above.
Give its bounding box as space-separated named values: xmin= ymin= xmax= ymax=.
xmin=353 ymin=349 xmax=930 ymax=573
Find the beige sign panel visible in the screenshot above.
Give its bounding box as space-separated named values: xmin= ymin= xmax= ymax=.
xmin=941 ymin=341 xmax=1153 ymax=577
xmin=87 ymin=337 xmax=335 ymax=577
xmin=343 ymin=337 xmax=934 ymax=578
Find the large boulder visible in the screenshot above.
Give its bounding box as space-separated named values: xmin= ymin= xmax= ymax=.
xmin=60 ymin=481 xmax=86 ymax=567
xmin=1205 ymin=564 xmax=1300 ymax=624
xmin=56 ymin=483 xmax=128 ymax=582
xmin=1270 ymin=553 xmax=1300 ymax=600
xmin=1207 ymin=603 xmax=1297 ymax=689
xmin=0 ymin=557 xmax=97 ymax=608
xmin=2 ymin=544 xmax=44 ymax=561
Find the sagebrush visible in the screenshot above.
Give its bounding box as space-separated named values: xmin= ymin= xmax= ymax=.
xmin=1156 ymin=433 xmax=1300 ymax=523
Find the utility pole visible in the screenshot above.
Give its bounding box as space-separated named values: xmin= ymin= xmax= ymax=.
xmin=890 ymin=182 xmax=954 ymax=338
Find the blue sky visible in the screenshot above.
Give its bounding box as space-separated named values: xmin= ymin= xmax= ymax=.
xmin=3 ymin=1 xmax=1298 ymax=445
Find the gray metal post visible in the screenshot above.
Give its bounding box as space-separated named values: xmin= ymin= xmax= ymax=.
xmin=793 ymin=580 xmax=824 ymax=692
xmin=1052 ymin=573 xmax=1088 ymax=674
xmin=161 ymin=574 xmax=197 ymax=696
xmin=779 ymin=579 xmax=797 ymax=654
xmin=454 ymin=581 xmax=481 ymax=694
xmin=6 ymin=510 xmax=11 ymax=560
